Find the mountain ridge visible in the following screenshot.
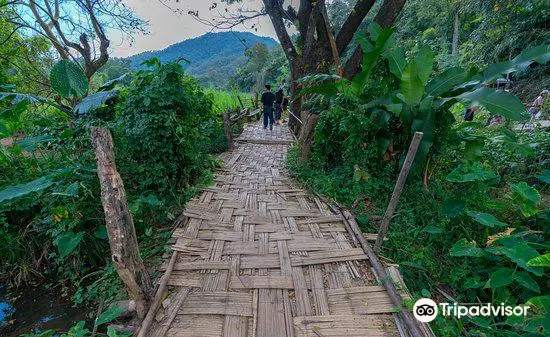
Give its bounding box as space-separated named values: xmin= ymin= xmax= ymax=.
xmin=126 ymin=31 xmax=279 ymax=87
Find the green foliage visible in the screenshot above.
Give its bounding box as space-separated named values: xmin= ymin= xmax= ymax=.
xmin=114 ymin=60 xmax=218 ymax=194
xmin=0 ymin=58 xmax=228 ymax=337
xmin=50 ymin=60 xmax=89 ymax=98
xmin=228 ymin=43 xmax=289 ymax=92
xmin=291 ymin=22 xmax=549 ymax=336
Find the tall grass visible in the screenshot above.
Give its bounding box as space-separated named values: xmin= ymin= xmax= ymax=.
xmin=206 ymin=88 xmax=253 ymax=113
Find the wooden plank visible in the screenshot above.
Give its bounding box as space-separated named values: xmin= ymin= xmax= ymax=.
xmin=173 ymin=261 xmax=231 ymax=271
xmin=167 ymin=273 xmax=203 ymax=287
xmin=148 ymin=287 xmax=190 ymax=337
xmin=291 ymin=267 xmax=312 ymax=316
xmin=180 ymin=291 xmax=253 ymax=317
xmin=196 ymin=231 xmax=243 ymax=241
xmin=290 ymin=248 xmax=367 ymax=267
xmin=309 ymin=266 xmax=330 ymax=316
xmin=293 ymin=315 xmax=397 ymax=337
xmin=257 ymin=289 xmax=288 ymax=337
xmin=223 ymin=315 xmax=248 ymax=337
xmin=278 ymin=241 xmax=292 ymax=276
xmin=229 ymin=275 xmax=294 ymax=289
xmin=296 ymin=215 xmax=341 ymax=225
xmin=240 ymin=254 xmax=280 ymax=269
xmin=269 ymin=232 xmax=293 ymax=241
xmin=326 ymin=286 xmax=397 ymax=315
xmin=169 ymin=314 xmax=224 ymax=336
xmin=279 ymin=210 xmax=320 ymax=217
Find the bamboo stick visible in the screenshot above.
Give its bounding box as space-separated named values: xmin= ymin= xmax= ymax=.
xmin=375 ymin=132 xmax=423 ymax=252
xmin=136 ymin=251 xmax=178 ymax=337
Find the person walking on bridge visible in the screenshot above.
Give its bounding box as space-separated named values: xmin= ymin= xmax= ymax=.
xmin=261 ymin=84 xmax=275 ymax=131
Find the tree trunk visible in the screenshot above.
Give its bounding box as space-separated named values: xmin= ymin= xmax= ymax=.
xmin=299 ymin=110 xmax=318 ymax=161
xmin=91 ymin=127 xmax=153 ymax=319
xmin=452 ymin=9 xmax=459 ymax=56
xmin=288 ymin=58 xmax=304 ymax=136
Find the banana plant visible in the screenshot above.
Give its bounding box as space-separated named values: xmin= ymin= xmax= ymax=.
xmin=298 ymin=24 xmax=550 ymax=167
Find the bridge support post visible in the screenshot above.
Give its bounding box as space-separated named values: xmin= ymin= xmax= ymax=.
xmin=375 ymin=132 xmax=423 ymax=252
xmin=91 ymin=127 xmax=153 ymax=319
xmin=222 ymin=111 xmax=234 ymax=149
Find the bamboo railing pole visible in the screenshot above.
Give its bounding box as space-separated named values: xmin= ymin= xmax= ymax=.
xmin=335 ymin=206 xmax=425 ymax=337
xmin=375 ymin=132 xmax=423 ymax=252
xmin=136 ymin=251 xmax=179 ymax=337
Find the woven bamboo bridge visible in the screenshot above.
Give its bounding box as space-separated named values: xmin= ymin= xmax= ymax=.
xmin=137 ymin=121 xmax=434 ymax=337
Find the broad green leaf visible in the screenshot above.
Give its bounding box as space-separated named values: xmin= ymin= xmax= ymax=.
xmin=73 ymin=90 xmax=119 ymax=115
xmin=512 ymin=44 xmax=550 ymax=70
xmin=15 ymin=135 xmax=55 ymax=151
xmin=0 ymin=98 xmax=29 ymax=120
xmin=495 ymin=236 xmax=543 ymax=276
xmin=367 ymin=22 xmax=382 ymax=40
xmin=527 ymin=295 xmax=550 ymax=310
xmin=535 ymin=169 xmax=550 ymax=184
xmin=99 ymin=73 xmax=129 ymax=91
xmin=527 ymin=253 xmax=550 ymax=268
xmin=415 ymin=45 xmax=435 ymax=85
xmin=49 ymin=60 xmax=89 ymax=98
xmin=0 ymin=176 xmax=54 ymax=204
xmin=95 ymin=306 xmax=124 ymax=326
xmin=386 ymin=46 xmax=406 ymax=78
xmin=67 ymin=321 xmax=89 ymax=337
xmin=401 ymin=61 xmax=425 ymax=106
xmin=485 ymin=268 xmax=515 ymax=288
xmin=446 ymin=162 xmax=497 ymax=183
xmin=515 ymin=271 xmax=541 ymax=293
xmin=458 ymin=87 xmax=528 ymax=121
xmin=483 ymin=45 xmax=550 ymax=81
xmin=510 ymin=182 xmax=540 ymax=217
xmin=462 ymin=276 xmax=484 ymax=289
xmin=510 ymin=182 xmax=540 ymax=204
xmin=467 ymin=211 xmax=508 ymax=227
xmin=57 ymin=231 xmax=84 ymax=258
xmin=352 ymin=26 xmax=395 ymax=94
xmin=449 ymin=239 xmax=483 ymax=257
xmin=443 ymin=199 xmax=465 ymax=218
xmin=410 ymin=95 xmax=435 ymax=167
xmin=463 ymin=139 xmax=485 ymax=163
xmin=426 ymin=67 xmax=467 ymax=97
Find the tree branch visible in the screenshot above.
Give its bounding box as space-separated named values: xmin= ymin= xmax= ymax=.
xmin=342 ymin=0 xmax=407 ymax=79
xmin=336 ymin=0 xmax=376 ymax=55
xmin=263 ymin=0 xmax=297 ymax=60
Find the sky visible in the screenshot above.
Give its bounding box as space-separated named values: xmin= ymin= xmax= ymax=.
xmin=110 ymin=0 xmax=280 ymax=57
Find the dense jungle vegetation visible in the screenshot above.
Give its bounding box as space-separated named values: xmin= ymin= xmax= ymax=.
xmin=287 ymin=0 xmax=549 ymax=336
xmin=0 ymin=0 xmax=548 ymax=336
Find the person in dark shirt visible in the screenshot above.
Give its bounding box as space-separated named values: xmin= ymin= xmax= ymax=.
xmin=274 ymin=88 xmax=284 ymax=125
xmin=464 ymin=105 xmax=479 ymax=121
xmin=261 ymin=84 xmax=276 ymax=130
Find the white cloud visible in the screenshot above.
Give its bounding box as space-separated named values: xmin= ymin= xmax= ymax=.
xmin=109 ymin=0 xmax=278 ymax=57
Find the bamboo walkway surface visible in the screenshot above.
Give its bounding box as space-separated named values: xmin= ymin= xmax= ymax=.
xmin=143 ymin=121 xmax=421 ymax=337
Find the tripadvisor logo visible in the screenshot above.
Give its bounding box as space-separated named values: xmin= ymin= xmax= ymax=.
xmin=413 ymin=298 xmax=530 ymax=323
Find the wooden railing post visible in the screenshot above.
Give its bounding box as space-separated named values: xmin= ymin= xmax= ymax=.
xmin=375 ymin=132 xmax=423 ymax=252
xmin=222 ymin=111 xmax=234 ymax=149
xmin=90 ymin=127 xmax=153 ymax=319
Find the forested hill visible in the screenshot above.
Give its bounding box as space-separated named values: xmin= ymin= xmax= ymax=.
xmin=126 ymin=31 xmax=278 ymax=87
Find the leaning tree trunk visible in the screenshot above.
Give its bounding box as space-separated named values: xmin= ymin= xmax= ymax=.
xmin=452 ymin=9 xmax=459 ymax=56
xmin=299 ymin=110 xmax=318 ymax=161
xmin=91 ymin=127 xmax=153 ymax=319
